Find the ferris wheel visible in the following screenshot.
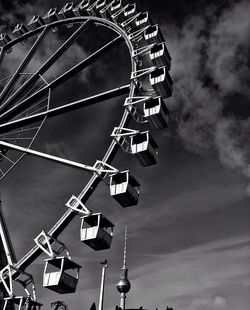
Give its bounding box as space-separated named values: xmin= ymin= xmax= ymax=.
xmin=0 ymin=1 xmax=173 ymax=309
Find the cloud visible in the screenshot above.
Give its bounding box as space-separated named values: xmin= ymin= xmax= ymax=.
xmin=188 ymin=296 xmax=227 ymax=310
xmin=207 ymin=0 xmax=250 ymax=96
xmin=44 ymin=141 xmax=71 ymax=159
xmin=0 ymin=0 xmax=90 ymax=86
xmin=0 ymin=0 xmax=54 ymax=29
xmin=162 ymin=0 xmax=250 ymax=192
xmin=215 ymin=119 xmax=250 ymax=178
xmin=118 ymin=235 xmax=250 ymax=310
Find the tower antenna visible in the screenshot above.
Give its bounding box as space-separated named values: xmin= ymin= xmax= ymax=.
xmin=123 ymin=226 xmax=128 ymax=270
xmin=116 ymin=226 xmax=131 ymax=310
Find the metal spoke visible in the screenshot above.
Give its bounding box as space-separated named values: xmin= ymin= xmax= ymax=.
xmin=0 ymin=84 xmax=130 ymax=133
xmin=0 ymin=26 xmax=49 ymax=104
xmin=0 ymin=126 xmax=40 ymax=136
xmin=16 ymin=97 xmax=48 ymax=118
xmin=26 ymin=105 xmax=48 ymax=116
xmin=1 ymin=137 xmax=33 ymax=140
xmin=0 ymin=21 xmax=90 ymax=114
xmin=0 ymin=35 xmax=125 ymax=124
xmin=0 ymin=47 xmax=5 ymax=69
xmin=0 ymin=140 xmax=100 ymax=172
xmin=13 ymin=80 xmax=44 ymax=109
xmin=16 ymin=78 xmax=46 ymax=104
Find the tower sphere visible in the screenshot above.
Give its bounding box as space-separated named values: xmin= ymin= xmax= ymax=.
xmin=117 ymin=278 xmax=131 ymax=293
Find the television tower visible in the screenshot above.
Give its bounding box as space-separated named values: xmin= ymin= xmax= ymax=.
xmin=116 ymin=226 xmax=131 ymax=310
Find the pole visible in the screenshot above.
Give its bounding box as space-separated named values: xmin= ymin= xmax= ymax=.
xmin=98 ymin=260 xmax=108 ymax=310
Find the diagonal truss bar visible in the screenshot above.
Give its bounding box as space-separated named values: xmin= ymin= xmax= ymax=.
xmin=0 ymin=201 xmax=17 ymax=265
xmin=0 ymin=84 xmax=130 ymax=133
xmin=0 ymin=35 xmax=124 ymax=124
xmin=0 ymin=140 xmax=98 ymax=173
xmin=0 ymin=26 xmax=49 ymax=104
xmin=0 ymin=21 xmax=90 ymax=114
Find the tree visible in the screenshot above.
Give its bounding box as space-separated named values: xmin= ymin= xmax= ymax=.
xmin=90 ymin=303 xmax=96 ymax=310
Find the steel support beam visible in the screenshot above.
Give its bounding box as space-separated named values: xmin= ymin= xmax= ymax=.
xmin=0 ymin=21 xmax=90 ymax=114
xmin=0 ymin=140 xmax=98 ymax=172
xmin=0 ymin=35 xmax=124 ymax=124
xmin=0 ymin=84 xmax=130 ymax=133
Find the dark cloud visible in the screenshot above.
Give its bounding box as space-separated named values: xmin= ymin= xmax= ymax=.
xmin=161 ymin=0 xmax=250 ymax=192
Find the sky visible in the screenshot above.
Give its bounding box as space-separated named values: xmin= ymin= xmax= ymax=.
xmin=0 ymin=0 xmax=250 ymax=310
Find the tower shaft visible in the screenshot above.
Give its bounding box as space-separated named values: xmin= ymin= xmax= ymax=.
xmin=120 ymin=292 xmax=126 ymax=310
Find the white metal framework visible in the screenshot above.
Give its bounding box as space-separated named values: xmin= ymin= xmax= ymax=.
xmin=0 ymin=0 xmax=173 ymax=305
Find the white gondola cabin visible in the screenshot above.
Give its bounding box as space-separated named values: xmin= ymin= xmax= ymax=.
xmin=135 ymin=12 xmax=151 ymax=29
xmin=150 ymin=43 xmax=171 ymax=70
xmin=111 ymin=2 xmax=128 ymax=24
xmin=43 ymin=257 xmax=81 ymax=294
xmin=80 ymin=213 xmax=114 ymax=251
xmin=43 ymin=8 xmax=60 ymax=24
xmin=130 ymin=131 xmax=158 ymax=167
xmin=12 ymin=24 xmax=28 ymax=45
xmin=96 ymin=0 xmax=107 ymax=15
xmin=143 ymin=97 xmax=169 ymax=130
xmin=144 ymin=24 xmax=164 ymax=44
xmin=110 ymin=171 xmax=140 ymax=207
xmin=12 ymin=24 xmax=28 ymax=38
xmin=87 ymin=1 xmax=98 ymax=16
xmin=73 ymin=0 xmax=90 ymax=16
xmin=124 ymin=4 xmax=137 ymax=19
xmin=122 ymin=11 xmax=151 ymax=33
xmin=87 ymin=0 xmax=106 ymax=16
xmin=3 ymin=297 xmax=42 ymax=310
xmin=100 ymin=2 xmax=113 ymax=20
xmin=0 ymin=33 xmax=12 ymax=53
xmin=110 ymin=0 xmax=122 ymax=15
xmin=58 ymin=2 xmax=75 ymax=19
xmin=43 ymin=8 xmax=60 ymax=32
xmin=0 ymin=33 xmax=11 ymax=47
xmin=149 ymin=67 xmax=173 ymax=98
xmin=28 ymin=15 xmax=45 ymax=30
